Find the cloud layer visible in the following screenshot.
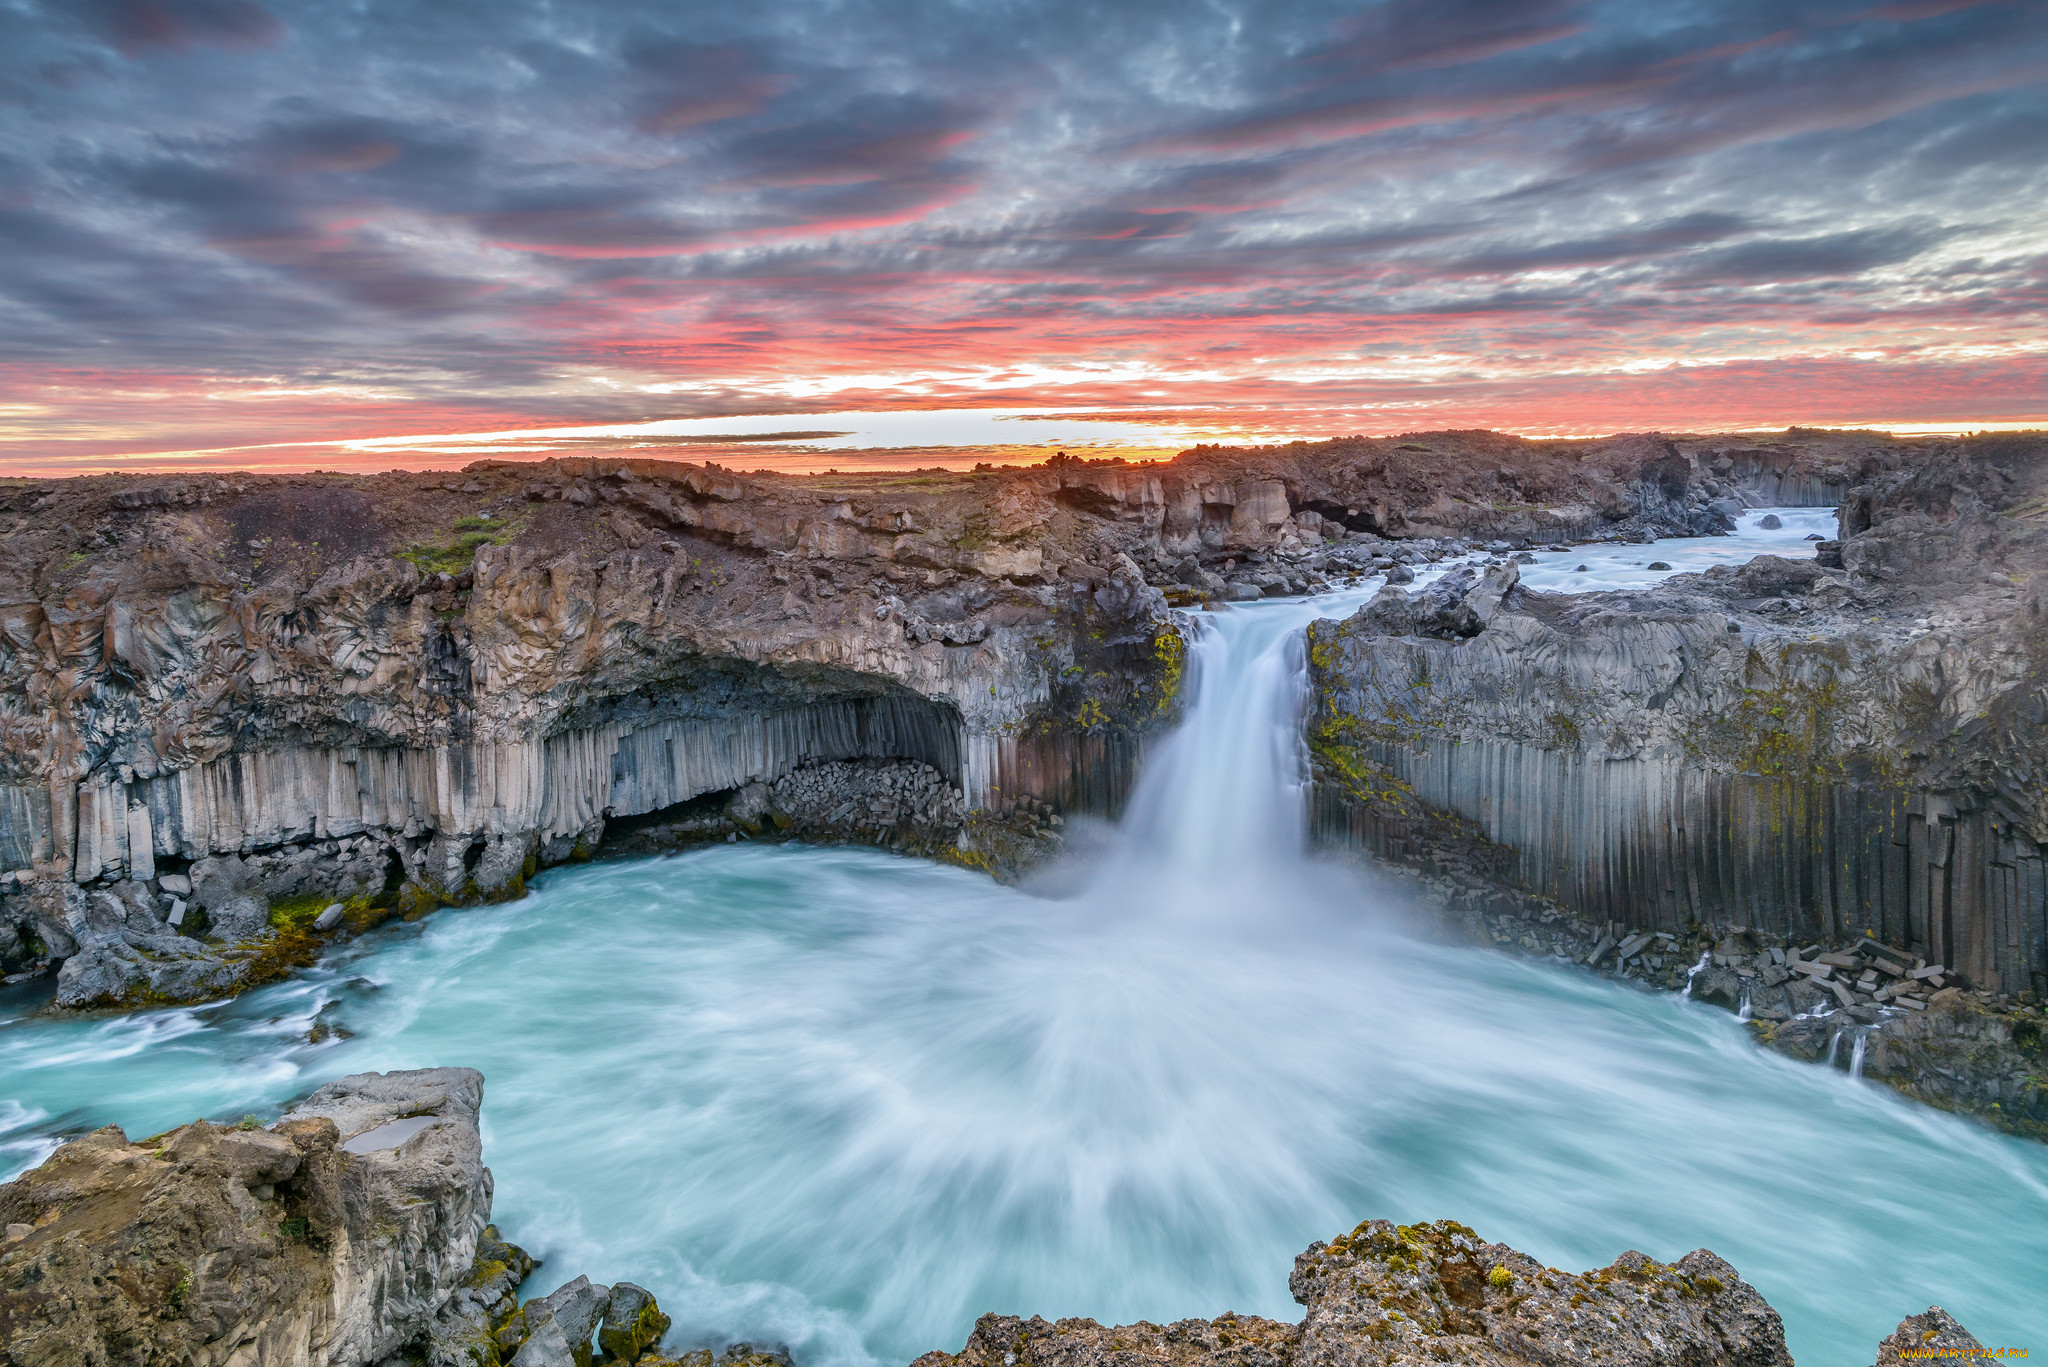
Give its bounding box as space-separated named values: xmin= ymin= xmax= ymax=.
xmin=2 ymin=0 xmax=2045 ymax=468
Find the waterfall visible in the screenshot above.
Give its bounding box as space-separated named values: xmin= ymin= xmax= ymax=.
xmin=1079 ymin=587 xmax=1381 ymax=901
xmin=1681 ymin=952 xmax=1712 ymax=999
xmin=1850 ymin=1031 xmax=1870 ymax=1081
xmin=1736 ymin=991 xmax=1752 ymax=1023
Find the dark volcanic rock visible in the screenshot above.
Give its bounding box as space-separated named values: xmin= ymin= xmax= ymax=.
xmin=0 ymin=425 xmax=2026 ymax=1015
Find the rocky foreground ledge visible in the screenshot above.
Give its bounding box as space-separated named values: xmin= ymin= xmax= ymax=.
xmin=916 ymin=1218 xmax=1989 ymax=1367
xmin=0 ymin=1069 xmax=1993 ymax=1367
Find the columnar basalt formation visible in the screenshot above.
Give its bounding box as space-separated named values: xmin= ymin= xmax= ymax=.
xmin=1308 ymin=436 xmax=2046 ymax=992
xmin=0 ymin=427 xmax=1987 ymax=1006
xmin=0 ymin=459 xmax=1190 ymax=1003
xmin=1307 ymin=434 xmax=2048 ymax=1131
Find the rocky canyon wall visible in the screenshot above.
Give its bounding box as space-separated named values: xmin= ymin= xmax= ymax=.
xmin=0 ymin=426 xmax=1959 ymax=1004
xmin=1309 ymin=434 xmax=2048 ymax=1000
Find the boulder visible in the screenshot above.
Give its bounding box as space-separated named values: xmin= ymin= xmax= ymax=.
xmin=1872 ymin=1306 xmax=1983 ymax=1365
xmin=516 ymin=1275 xmax=611 ymax=1367
xmin=1342 ymin=564 xmax=1517 ymax=641
xmin=1728 ymin=553 xmax=1825 ymax=598
xmin=599 ymin=1281 xmax=674 ymax=1363
xmin=0 ymin=1068 xmax=491 ymax=1367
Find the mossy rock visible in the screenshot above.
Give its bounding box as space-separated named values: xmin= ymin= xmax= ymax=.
xmin=598 ymin=1298 xmax=674 ymax=1363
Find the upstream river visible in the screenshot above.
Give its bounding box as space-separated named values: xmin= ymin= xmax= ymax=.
xmin=3 ymin=510 xmax=2043 ymax=1363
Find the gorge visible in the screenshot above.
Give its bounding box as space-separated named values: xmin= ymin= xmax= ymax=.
xmin=2 ymin=429 xmax=2044 ymax=1364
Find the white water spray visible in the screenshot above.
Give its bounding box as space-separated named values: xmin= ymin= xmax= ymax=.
xmin=1681 ymin=952 xmax=1712 ymax=998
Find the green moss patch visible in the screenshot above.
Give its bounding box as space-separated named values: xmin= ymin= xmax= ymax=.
xmin=396 ymin=514 xmax=523 ymax=575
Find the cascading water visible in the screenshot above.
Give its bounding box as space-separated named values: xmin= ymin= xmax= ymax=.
xmin=1082 ymin=591 xmax=1347 ymax=887
xmin=1681 ymin=951 xmax=1712 ymax=998
xmin=2 ymin=527 xmax=2047 ymax=1364
xmin=1850 ymin=1031 xmax=1871 ymax=1082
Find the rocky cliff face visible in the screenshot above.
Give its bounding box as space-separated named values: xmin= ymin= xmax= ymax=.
xmin=1309 ymin=434 xmax=2045 ymax=995
xmin=0 ymin=457 xmax=1189 ymax=1003
xmin=0 ymin=1068 xmax=490 ymax=1366
xmin=0 ymin=427 xmax=1962 ymax=1006
xmin=1308 ymin=433 xmax=2048 ymax=1131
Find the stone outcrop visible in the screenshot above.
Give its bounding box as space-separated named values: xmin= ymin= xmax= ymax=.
xmin=0 ymin=1068 xmax=491 ymax=1366
xmin=0 ymin=1067 xmax=695 ymax=1367
xmin=914 ymin=1215 xmax=1973 ymax=1367
xmin=1871 ymin=1307 xmax=1984 ymax=1365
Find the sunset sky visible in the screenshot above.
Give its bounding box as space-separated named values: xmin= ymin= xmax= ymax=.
xmin=3 ymin=0 xmax=2046 ymax=473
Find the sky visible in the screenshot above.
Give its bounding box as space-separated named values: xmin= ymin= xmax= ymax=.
xmin=1 ymin=0 xmax=2045 ymax=474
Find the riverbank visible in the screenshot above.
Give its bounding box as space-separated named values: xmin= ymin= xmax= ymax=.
xmin=1350 ymin=825 xmax=2048 ymax=1141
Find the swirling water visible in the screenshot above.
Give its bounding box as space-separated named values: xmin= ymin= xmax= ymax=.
xmin=3 ymin=510 xmax=2044 ymax=1364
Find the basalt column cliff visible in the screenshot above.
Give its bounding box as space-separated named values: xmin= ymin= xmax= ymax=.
xmin=0 ymin=429 xmax=2003 ymax=1013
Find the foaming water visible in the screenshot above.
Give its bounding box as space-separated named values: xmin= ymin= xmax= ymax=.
xmin=1513 ymin=507 xmax=1840 ymax=592
xmin=3 ymin=509 xmax=2042 ymax=1363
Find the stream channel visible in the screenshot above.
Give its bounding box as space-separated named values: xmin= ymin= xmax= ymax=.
xmin=3 ymin=510 xmax=2044 ymax=1362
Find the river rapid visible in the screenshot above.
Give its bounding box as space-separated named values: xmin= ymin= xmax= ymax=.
xmin=3 ymin=510 xmax=2044 ymax=1363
